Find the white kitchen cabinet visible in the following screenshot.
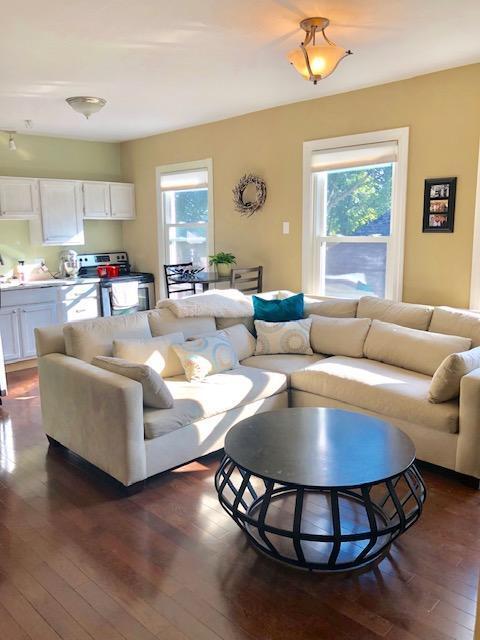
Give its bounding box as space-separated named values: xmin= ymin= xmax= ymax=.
xmin=82 ymin=182 xmax=110 ymax=219
xmin=110 ymin=182 xmax=136 ymax=219
xmin=0 ymin=307 xmax=22 ymax=361
xmin=18 ymin=302 xmax=58 ymax=358
xmin=31 ymin=180 xmax=84 ymax=246
xmin=0 ymin=177 xmax=39 ymax=219
xmin=57 ymin=283 xmax=99 ymax=322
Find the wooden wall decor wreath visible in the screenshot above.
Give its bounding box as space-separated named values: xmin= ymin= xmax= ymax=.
xmin=232 ymin=174 xmax=267 ymax=217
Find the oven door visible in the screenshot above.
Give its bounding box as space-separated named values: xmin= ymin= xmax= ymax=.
xmin=101 ymin=282 xmax=155 ymax=316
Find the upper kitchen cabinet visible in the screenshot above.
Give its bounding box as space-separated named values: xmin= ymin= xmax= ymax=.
xmin=109 ymin=182 xmax=136 ymax=219
xmin=82 ymin=181 xmax=110 ymax=219
xmin=0 ymin=177 xmax=39 ymax=219
xmin=82 ymin=181 xmax=136 ymax=220
xmin=30 ymin=180 xmax=85 ymax=246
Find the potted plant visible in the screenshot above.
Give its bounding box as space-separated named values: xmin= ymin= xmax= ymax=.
xmin=209 ymin=252 xmax=236 ymax=277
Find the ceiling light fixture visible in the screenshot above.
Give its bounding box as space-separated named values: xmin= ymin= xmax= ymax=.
xmin=1 ymin=131 xmax=16 ymax=151
xmin=288 ymin=17 xmax=352 ymax=84
xmin=66 ymin=96 xmax=106 ymax=119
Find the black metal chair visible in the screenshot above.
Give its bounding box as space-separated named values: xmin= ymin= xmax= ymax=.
xmin=163 ymin=262 xmax=197 ymax=298
xmin=230 ymin=266 xmax=263 ymax=294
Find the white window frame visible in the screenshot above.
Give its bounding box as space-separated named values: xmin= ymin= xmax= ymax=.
xmin=302 ymin=128 xmax=409 ymax=301
xmin=156 ymin=158 xmax=214 ymax=298
xmin=469 ymin=138 xmax=480 ymax=310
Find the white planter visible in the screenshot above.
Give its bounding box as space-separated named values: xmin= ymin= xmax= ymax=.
xmin=216 ymin=263 xmax=233 ymax=277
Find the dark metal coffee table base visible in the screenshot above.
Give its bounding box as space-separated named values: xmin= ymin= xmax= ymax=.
xmin=215 ymin=456 xmax=426 ymax=572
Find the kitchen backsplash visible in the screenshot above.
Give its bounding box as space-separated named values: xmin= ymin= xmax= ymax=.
xmin=0 ymin=219 xmax=124 ymax=278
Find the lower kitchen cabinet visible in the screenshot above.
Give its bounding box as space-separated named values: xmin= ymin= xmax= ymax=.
xmin=0 ymin=307 xmax=22 ymax=362
xmin=19 ymin=302 xmax=58 ymax=359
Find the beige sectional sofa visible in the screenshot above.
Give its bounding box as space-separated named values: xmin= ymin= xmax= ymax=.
xmin=35 ymin=294 xmax=480 ymax=489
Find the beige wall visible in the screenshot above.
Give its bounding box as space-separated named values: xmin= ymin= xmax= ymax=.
xmin=0 ymin=133 xmax=123 ymax=274
xmin=121 ymin=63 xmax=480 ymax=308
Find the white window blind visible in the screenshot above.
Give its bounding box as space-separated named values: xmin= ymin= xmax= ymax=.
xmin=311 ymin=141 xmax=398 ymax=172
xmin=160 ymin=169 xmax=208 ymax=191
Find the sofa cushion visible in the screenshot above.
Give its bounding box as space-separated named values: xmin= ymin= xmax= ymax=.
xmin=148 ymin=308 xmax=216 ymax=339
xmin=144 ymin=365 xmax=287 ymax=439
xmin=290 ymin=356 xmax=459 ymax=434
xmin=92 ymin=356 xmax=173 ymax=409
xmin=255 ymin=318 xmax=313 ymax=355
xmin=429 ymin=346 xmax=480 ymax=403
xmin=113 ymin=333 xmax=185 ymax=378
xmin=357 ymin=296 xmax=434 ymax=330
xmin=216 ymin=316 xmax=255 ymax=334
xmin=304 ymin=297 xmax=358 ymax=318
xmin=172 ymin=334 xmax=239 ymax=382
xmin=240 ymin=354 xmax=325 ymax=382
xmin=429 ymin=306 xmax=480 ymax=347
xmin=309 ymin=315 xmax=371 ymax=357
xmin=63 ymin=313 xmax=152 ymax=363
xmin=364 ymin=320 xmax=471 ymax=376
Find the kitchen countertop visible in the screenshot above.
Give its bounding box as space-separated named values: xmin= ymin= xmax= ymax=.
xmin=0 ymin=277 xmax=101 ymax=291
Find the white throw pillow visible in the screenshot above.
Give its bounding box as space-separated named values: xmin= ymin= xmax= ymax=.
xmin=189 ymin=324 xmax=256 ymax=361
xmin=113 ymin=332 xmax=184 ymax=378
xmin=309 ymin=315 xmax=371 ymax=357
xmin=429 ymin=346 xmax=480 ymax=403
xmin=172 ymin=334 xmax=239 ymax=382
xmin=254 ymin=319 xmax=313 ymax=356
xmin=92 ymin=356 xmax=174 ymax=409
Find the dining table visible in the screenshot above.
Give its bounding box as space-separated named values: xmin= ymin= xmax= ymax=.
xmin=169 ymin=271 xmax=231 ymax=292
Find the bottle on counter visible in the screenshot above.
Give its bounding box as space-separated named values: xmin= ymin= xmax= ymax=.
xmin=15 ymin=260 xmax=25 ymax=283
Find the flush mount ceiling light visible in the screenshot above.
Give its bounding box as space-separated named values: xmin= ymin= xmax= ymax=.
xmin=66 ymin=96 xmax=106 ymax=119
xmin=1 ymin=130 xmax=16 ymax=151
xmin=288 ymin=17 xmax=352 ymax=84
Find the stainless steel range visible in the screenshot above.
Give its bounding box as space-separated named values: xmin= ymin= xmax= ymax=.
xmin=77 ymin=251 xmax=155 ymax=316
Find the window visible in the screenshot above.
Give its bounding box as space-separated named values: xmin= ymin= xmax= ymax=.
xmin=303 ymin=129 xmax=408 ymax=300
xmin=157 ymin=160 xmax=214 ymax=292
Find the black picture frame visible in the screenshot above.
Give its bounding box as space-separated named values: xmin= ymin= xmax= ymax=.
xmin=422 ymin=177 xmax=457 ymax=233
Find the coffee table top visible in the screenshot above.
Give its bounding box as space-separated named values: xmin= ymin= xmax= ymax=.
xmin=224 ymin=408 xmax=416 ymax=488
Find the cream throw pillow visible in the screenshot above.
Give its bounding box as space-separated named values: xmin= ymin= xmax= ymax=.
xmin=254 ymin=318 xmax=313 ymax=356
xmin=172 ymin=334 xmax=239 ymax=382
xmin=188 ymin=324 xmax=256 ymax=361
xmin=309 ymin=315 xmax=371 ymax=357
xmin=429 ymin=346 xmax=480 ymax=403
xmin=113 ymin=332 xmax=184 ymax=378
xmin=92 ymin=356 xmax=174 ymax=409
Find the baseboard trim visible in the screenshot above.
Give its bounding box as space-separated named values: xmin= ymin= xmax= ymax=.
xmin=6 ymin=359 xmax=37 ymax=373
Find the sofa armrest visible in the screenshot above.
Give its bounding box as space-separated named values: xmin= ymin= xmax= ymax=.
xmin=38 ymin=353 xmax=146 ymax=486
xmin=457 ymin=367 xmax=480 ymax=479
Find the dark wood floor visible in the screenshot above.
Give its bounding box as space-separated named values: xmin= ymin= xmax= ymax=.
xmin=0 ymin=368 xmax=478 ymax=640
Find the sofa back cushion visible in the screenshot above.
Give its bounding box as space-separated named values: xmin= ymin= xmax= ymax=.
xmin=429 ymin=306 xmax=480 ymax=347
xmin=357 ymin=296 xmax=433 ymax=330
xmin=35 ymin=323 xmax=66 ymax=357
xmin=147 ymin=308 xmax=216 ymax=339
xmin=364 ymin=319 xmax=471 ymax=376
xmin=63 ymin=313 xmax=152 ymax=363
xmin=304 ymin=298 xmax=358 ymax=319
xmin=113 ymin=332 xmax=185 ymax=378
xmin=215 ymin=316 xmax=255 ymax=334
xmin=429 ymin=346 xmax=480 ymax=403
xmin=309 ymin=315 xmax=371 ymax=358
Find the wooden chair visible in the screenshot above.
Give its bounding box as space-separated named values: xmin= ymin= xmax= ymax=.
xmin=230 ymin=266 xmax=263 ymax=294
xmin=163 ymin=262 xmax=196 ymax=298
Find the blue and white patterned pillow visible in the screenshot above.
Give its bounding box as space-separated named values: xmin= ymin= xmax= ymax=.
xmin=254 ymin=318 xmax=313 ymax=355
xmin=172 ymin=334 xmax=239 ymax=381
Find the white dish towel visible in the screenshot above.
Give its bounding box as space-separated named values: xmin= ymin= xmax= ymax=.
xmin=111 ymin=281 xmax=139 ymax=309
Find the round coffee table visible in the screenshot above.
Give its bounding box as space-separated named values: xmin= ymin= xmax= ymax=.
xmin=215 ymin=408 xmax=426 ymax=572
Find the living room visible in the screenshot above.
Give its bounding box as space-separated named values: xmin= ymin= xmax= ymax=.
xmin=1 ymin=2 xmax=480 ymax=639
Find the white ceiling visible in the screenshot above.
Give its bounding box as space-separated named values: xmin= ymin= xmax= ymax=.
xmin=1 ymin=0 xmax=479 ymax=143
